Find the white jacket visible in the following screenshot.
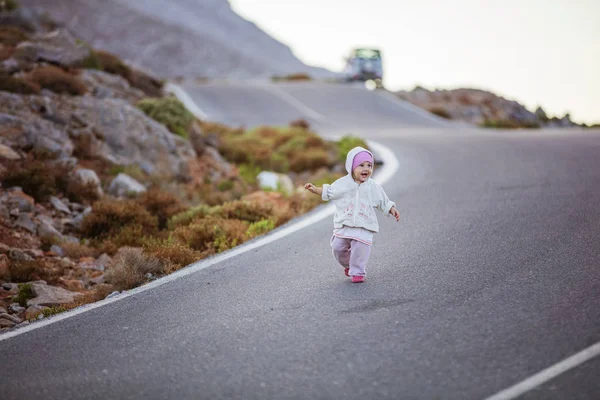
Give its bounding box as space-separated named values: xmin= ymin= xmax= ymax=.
xmin=322 ymin=147 xmax=395 ymax=233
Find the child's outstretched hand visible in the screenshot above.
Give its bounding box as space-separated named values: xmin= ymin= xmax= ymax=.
xmin=390 ymin=206 xmax=400 ymax=222
xmin=304 ymin=183 xmax=322 ymax=196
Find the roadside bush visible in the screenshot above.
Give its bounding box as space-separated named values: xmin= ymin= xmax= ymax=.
xmin=8 ymin=259 xmax=51 ymax=282
xmin=272 ymin=73 xmax=312 ymax=81
xmin=211 ymin=200 xmax=273 ymax=223
xmin=60 ymin=241 xmax=100 ymax=259
xmin=41 ymin=306 xmax=68 ymax=318
xmin=336 ymin=136 xmax=369 ymax=163
xmin=0 ymin=155 xmax=70 ymax=202
xmin=104 ymin=247 xmax=164 ymax=291
xmin=246 ymin=219 xmax=275 ymax=239
xmin=238 ymin=164 xmax=261 ymax=185
xmin=289 ymin=119 xmax=310 ymax=130
xmin=13 ymin=283 xmax=34 ymax=307
xmin=137 ymin=97 xmax=194 ymax=138
xmin=167 ymin=204 xmax=211 ymax=230
xmin=0 ymin=71 xmax=40 ymax=94
xmin=428 ymin=107 xmax=452 ymax=119
xmin=0 ymin=26 xmax=29 ymax=46
xmin=481 ymin=119 xmax=540 ymax=129
xmin=95 ymin=50 xmax=132 ymax=80
xmin=143 ymin=239 xmax=204 ymax=272
xmin=171 ymin=216 xmax=248 ymax=253
xmin=27 ymin=66 xmax=87 ymax=95
xmin=79 ymin=199 xmax=158 ymax=241
xmin=65 ymin=178 xmax=101 ymax=204
xmin=137 ymin=187 xmax=186 ymax=230
xmin=289 ymin=150 xmax=332 ymax=172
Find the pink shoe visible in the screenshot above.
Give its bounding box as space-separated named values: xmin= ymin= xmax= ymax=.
xmin=344 ymin=268 xmax=350 ymax=277
xmin=351 ymin=275 xmax=365 ymax=283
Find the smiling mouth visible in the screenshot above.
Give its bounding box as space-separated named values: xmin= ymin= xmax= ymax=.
xmin=361 ymin=173 xmax=369 ymax=178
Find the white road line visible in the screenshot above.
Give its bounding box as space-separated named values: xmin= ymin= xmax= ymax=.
xmin=257 ymin=84 xmax=328 ymax=123
xmin=0 ymin=89 xmax=398 ymax=342
xmin=484 ymin=341 xmax=600 ymax=400
xmin=164 ymin=82 xmax=209 ymax=120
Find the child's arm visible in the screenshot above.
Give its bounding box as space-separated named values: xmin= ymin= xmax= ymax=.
xmin=373 ymin=183 xmax=399 ymax=221
xmin=304 ymin=183 xmax=323 ymax=196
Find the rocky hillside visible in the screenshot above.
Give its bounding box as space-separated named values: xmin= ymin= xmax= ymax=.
xmin=18 ymin=0 xmax=334 ymax=79
xmin=0 ymin=4 xmax=361 ymax=333
xmin=396 ymin=87 xmax=581 ymax=129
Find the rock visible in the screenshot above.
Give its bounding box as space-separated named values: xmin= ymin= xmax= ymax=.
xmin=79 ymin=69 xmax=145 ymax=104
xmin=6 ymin=190 xmax=35 ymax=213
xmin=8 ymin=248 xmax=33 ymax=262
xmin=90 ymin=273 xmax=105 ymax=286
xmin=71 ymin=168 xmax=104 ymax=198
xmin=49 ymin=196 xmax=71 ymax=214
xmin=0 ymin=305 xmax=6 ymax=314
xmin=108 ymin=173 xmax=147 ymax=197
xmin=0 ymin=313 xmax=23 ymax=324
xmin=78 ymin=257 xmax=98 ymax=270
xmin=9 ymin=208 xmax=20 ymax=217
xmin=27 ymin=282 xmax=82 ymax=307
xmin=15 ymin=213 xmax=37 ymax=234
xmin=0 ymin=143 xmax=20 ymax=160
xmin=58 ymin=258 xmax=76 ymax=269
xmin=37 ymin=220 xmax=64 ymax=243
xmin=23 ymin=248 xmax=44 ymax=258
xmin=36 ymin=214 xmax=61 ymax=232
xmin=9 ymin=303 xmax=26 ymax=314
xmin=106 ymin=291 xmax=120 ymax=299
xmin=257 ymin=171 xmax=294 ymax=195
xmin=24 ymin=305 xmax=48 ymax=320
xmin=0 ymin=254 xmax=9 ymax=280
xmin=70 ymin=202 xmax=85 ymax=213
xmin=50 ymin=245 xmax=65 ymax=257
xmin=15 ymin=28 xmax=90 ymax=66
xmin=2 ymin=282 xmax=17 ymax=291
xmin=59 ymin=278 xmax=85 ymax=292
xmin=94 ymin=254 xmax=111 ymax=272
xmin=0 ymin=319 xmax=15 ymax=328
xmin=0 ymin=243 xmax=10 ymax=254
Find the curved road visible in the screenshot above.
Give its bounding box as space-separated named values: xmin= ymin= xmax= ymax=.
xmin=2 ymin=82 xmax=600 ymax=400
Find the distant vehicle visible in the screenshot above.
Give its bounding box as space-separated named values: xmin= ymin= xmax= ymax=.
xmin=344 ymin=48 xmax=384 ymax=88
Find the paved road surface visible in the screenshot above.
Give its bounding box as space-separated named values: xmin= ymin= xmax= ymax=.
xmin=2 ymin=82 xmax=599 ymax=399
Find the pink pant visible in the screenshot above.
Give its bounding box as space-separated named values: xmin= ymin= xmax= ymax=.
xmin=330 ymin=236 xmax=372 ymax=277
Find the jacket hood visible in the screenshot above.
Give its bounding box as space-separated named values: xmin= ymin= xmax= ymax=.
xmin=345 ymin=146 xmax=374 ymax=175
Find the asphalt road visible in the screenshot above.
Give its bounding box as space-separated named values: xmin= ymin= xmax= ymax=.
xmin=2 ymin=82 xmax=599 ymax=400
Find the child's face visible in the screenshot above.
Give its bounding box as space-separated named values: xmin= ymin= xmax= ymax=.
xmin=353 ymin=161 xmax=373 ymax=183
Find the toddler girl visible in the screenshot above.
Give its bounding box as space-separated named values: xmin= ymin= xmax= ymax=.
xmin=304 ymin=146 xmax=399 ymax=282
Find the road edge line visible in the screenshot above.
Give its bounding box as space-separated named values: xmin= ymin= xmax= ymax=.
xmin=484 ymin=341 xmax=600 ymax=400
xmin=0 ymin=90 xmax=398 ymax=342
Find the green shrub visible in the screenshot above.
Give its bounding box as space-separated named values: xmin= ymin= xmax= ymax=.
xmin=0 ymin=0 xmax=19 ymax=12
xmin=95 ymin=50 xmax=131 ymax=79
xmin=104 ymin=247 xmax=164 ymax=291
xmin=211 ymin=200 xmax=273 ymax=223
xmin=167 ymin=204 xmax=211 ymax=230
xmin=336 ymin=136 xmax=369 ymax=163
xmin=26 ymin=66 xmax=87 ymax=95
xmin=216 ymin=179 xmax=234 ymax=192
xmin=136 ymin=97 xmax=194 ymax=138
xmin=13 ymin=283 xmax=34 ymax=307
xmin=80 ymin=199 xmax=158 ymax=241
xmin=0 ymin=72 xmax=40 ymax=94
xmin=238 ymin=164 xmax=261 ymax=185
xmin=246 ymin=219 xmax=275 ymax=239
xmin=41 ymin=306 xmax=68 ymax=318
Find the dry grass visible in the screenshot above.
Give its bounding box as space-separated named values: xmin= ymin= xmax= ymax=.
xmin=211 ymin=200 xmax=273 ymax=223
xmin=104 ymin=247 xmax=164 ymax=291
xmin=79 ymin=199 xmax=158 ymax=241
xmin=138 ymin=186 xmax=187 ymax=230
xmin=171 ymin=216 xmax=248 ymax=253
xmin=0 ymin=26 xmax=29 ymax=46
xmin=60 ymin=241 xmax=100 ymax=259
xmin=26 ymin=66 xmax=87 ymax=95
xmin=167 ymin=204 xmax=212 ymax=230
xmin=143 ymin=239 xmax=204 ymax=272
xmin=428 ymin=107 xmax=452 ymax=119
xmin=0 ymin=71 xmax=40 ymax=94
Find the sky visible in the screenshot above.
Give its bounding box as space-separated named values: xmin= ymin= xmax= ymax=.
xmin=230 ymin=0 xmax=599 ymax=124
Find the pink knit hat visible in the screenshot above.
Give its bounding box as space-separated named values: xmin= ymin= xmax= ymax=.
xmin=352 ymin=151 xmax=373 ymax=171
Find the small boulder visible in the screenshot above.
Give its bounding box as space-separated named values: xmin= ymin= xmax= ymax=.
xmin=8 ymin=248 xmax=32 ymax=262
xmin=94 ymin=253 xmax=111 ymax=272
xmin=49 ymin=196 xmax=71 ymax=214
xmin=50 ymin=244 xmax=65 ymax=257
xmin=0 ymin=313 xmax=23 ymax=324
xmin=24 ymin=305 xmax=48 ymax=320
xmin=15 ymin=213 xmax=37 ymax=233
xmin=6 ymin=190 xmax=35 ymax=213
xmin=15 ymin=29 xmax=90 ymax=66
xmin=37 ymin=220 xmax=64 ymax=243
xmin=0 ymin=143 xmax=20 ymax=161
xmin=108 ymin=173 xmax=146 ymax=197
xmin=9 ymin=303 xmax=26 ymax=314
xmin=27 ymin=282 xmax=82 ymax=307
xmin=71 ymin=168 xmax=104 ymax=198
xmin=0 ymin=254 xmax=9 ymax=280
xmin=59 ymin=278 xmax=85 ymax=292
xmin=257 ymin=171 xmax=294 ymax=195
